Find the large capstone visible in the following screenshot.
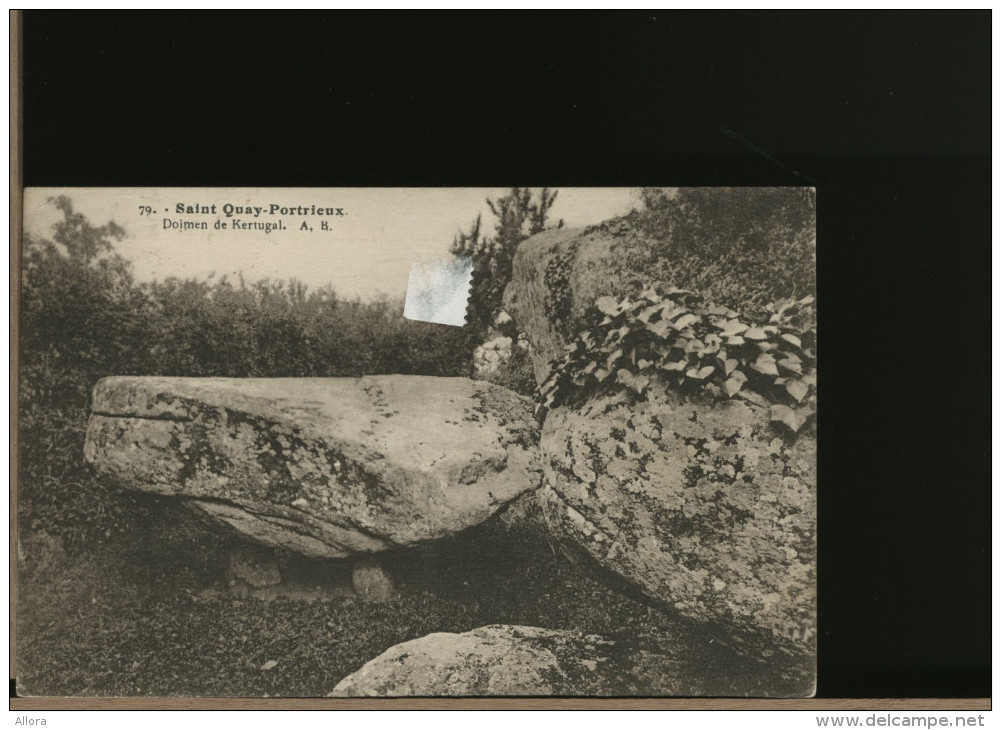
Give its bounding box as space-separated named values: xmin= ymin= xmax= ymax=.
xmin=84 ymin=376 xmax=541 ymax=559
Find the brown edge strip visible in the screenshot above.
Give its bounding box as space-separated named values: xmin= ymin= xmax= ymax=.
xmin=9 ymin=7 xmax=23 ymax=688
xmin=8 ymin=698 xmax=992 ymax=711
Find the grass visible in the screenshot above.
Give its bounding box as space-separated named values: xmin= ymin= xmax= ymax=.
xmin=17 ymin=495 xmax=811 ymax=698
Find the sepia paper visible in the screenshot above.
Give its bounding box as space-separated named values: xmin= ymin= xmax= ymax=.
xmin=16 ymin=186 xmax=817 ymax=698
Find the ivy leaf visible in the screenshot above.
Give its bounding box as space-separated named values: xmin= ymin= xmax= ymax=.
xmin=594 ymin=367 xmax=611 ymax=382
xmin=726 ymin=336 xmax=745 ymax=346
xmin=778 ymin=357 xmax=803 ymax=374
xmin=674 ymin=313 xmax=698 ymax=330
xmin=724 ymin=374 xmax=746 ymax=397
xmin=771 ymin=404 xmax=805 ymax=432
xmin=637 ymin=303 xmax=666 ymax=324
xmin=718 ymin=319 xmax=747 ymax=337
xmin=780 ymin=333 xmax=802 ymax=349
xmin=596 ymin=296 xmax=621 ymax=315
xmin=606 ymin=348 xmax=624 ymax=369
xmin=636 ymin=358 xmax=653 ymax=370
xmin=751 ymin=353 xmax=779 ymax=376
xmin=647 ymin=318 xmax=675 ymax=338
xmin=686 ymin=365 xmax=714 ymax=380
xmin=724 ymin=358 xmax=739 ymax=375
xmin=617 ymin=369 xmax=650 ymax=393
xmin=801 ymin=369 xmax=817 ymax=387
xmin=662 ymin=359 xmax=687 ymax=372
xmin=743 ymin=327 xmax=768 ymax=340
xmin=786 ymin=379 xmax=809 ymax=402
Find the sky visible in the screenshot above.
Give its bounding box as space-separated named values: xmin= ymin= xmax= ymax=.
xmin=23 ymin=187 xmax=642 ymax=300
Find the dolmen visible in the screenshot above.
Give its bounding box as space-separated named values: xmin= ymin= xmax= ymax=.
xmin=82 ymin=213 xmax=817 ymax=696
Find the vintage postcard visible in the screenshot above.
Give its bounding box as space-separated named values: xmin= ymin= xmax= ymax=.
xmin=15 ymin=187 xmax=817 ymax=697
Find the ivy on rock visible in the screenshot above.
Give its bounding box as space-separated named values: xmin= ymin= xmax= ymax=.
xmin=536 ymin=287 xmax=817 ymax=434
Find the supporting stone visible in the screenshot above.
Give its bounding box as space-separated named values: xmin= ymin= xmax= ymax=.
xmin=352 ymin=557 xmax=396 ymax=603
xmin=229 ymin=546 xmax=282 ymax=589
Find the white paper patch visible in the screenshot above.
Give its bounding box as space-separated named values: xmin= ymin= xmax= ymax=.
xmin=403 ymin=257 xmax=473 ymax=327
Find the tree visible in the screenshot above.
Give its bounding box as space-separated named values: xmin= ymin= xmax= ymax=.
xmin=451 ymin=187 xmax=561 ymax=337
xmin=20 ymin=196 xmax=145 ymax=396
xmin=19 ymin=198 xmax=151 ymax=544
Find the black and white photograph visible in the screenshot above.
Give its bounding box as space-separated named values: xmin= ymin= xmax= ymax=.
xmin=16 ymin=186 xmax=817 ymax=698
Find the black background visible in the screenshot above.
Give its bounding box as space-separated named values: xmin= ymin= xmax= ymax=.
xmin=19 ymin=11 xmax=991 ymax=698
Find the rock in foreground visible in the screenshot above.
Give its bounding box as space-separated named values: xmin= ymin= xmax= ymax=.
xmin=330 ymin=624 xmax=814 ymax=697
xmin=328 ymin=625 xmax=672 ymax=696
xmin=84 ymin=376 xmax=540 ymax=559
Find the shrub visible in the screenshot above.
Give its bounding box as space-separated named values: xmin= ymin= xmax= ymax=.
xmin=452 ymin=187 xmax=561 ymax=338
xmin=538 ymin=286 xmax=817 ymax=435
xmin=18 ymin=199 xmax=477 ymax=546
xmin=630 ymin=187 xmax=816 ymax=321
